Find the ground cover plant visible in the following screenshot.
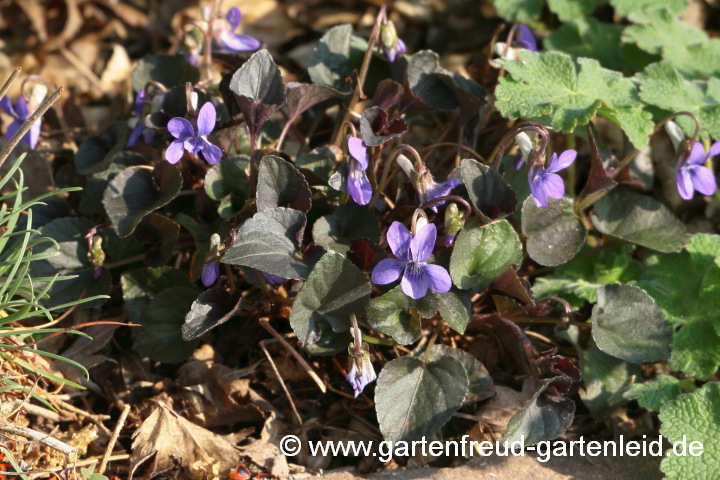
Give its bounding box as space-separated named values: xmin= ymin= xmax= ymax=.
xmin=1 ymin=0 xmax=719 ymax=479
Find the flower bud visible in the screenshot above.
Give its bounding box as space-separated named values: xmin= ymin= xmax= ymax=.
xmin=183 ymin=26 xmax=205 ymax=53
xmin=664 ymin=120 xmax=685 ymax=152
xmin=380 ymin=21 xmax=398 ymax=50
xmin=88 ymin=236 xmax=106 ymax=279
xmin=347 ymin=341 xmax=376 ymax=398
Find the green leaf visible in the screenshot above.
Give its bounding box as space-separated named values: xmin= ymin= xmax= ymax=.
xmin=133 ymin=213 xmax=180 ymax=268
xmin=591 ymin=189 xmax=688 ymax=253
xmin=312 ymin=203 xmax=380 ymax=255
xmin=591 ymin=284 xmax=671 ymax=363
xmin=663 ymin=40 xmax=720 ymax=79
xmin=637 ymin=62 xmax=720 ymax=139
xmin=610 ymin=0 xmax=687 ymax=17
xmin=367 ymin=286 xmax=471 ymax=345
xmin=532 ymin=245 xmax=641 ymax=306
xmin=120 ymin=267 xmax=196 ymax=324
xmin=182 ymin=288 xmax=243 ymax=340
xmin=622 ymin=8 xmax=707 ymax=56
xmin=496 ymin=51 xmax=653 ymax=146
xmin=308 ymin=24 xmax=353 ymax=92
xmin=289 ymin=252 xmax=371 ymax=345
xmin=79 ymin=152 xmax=147 ymax=216
xmin=671 ymin=321 xmax=720 ymax=379
xmin=132 ymin=54 xmax=200 ymax=91
xmin=558 ymin=326 xmax=638 ymax=418
xmin=221 ymin=207 xmax=314 ymax=280
xmin=74 ymin=123 xmax=131 ymax=175
xmin=505 ymin=377 xmax=576 ymax=445
xmin=102 ymin=163 xmax=183 ymax=238
xmin=428 ymin=345 xmax=494 ymax=403
xmin=624 ymin=375 xmax=693 ymax=411
xmin=659 ymin=383 xmax=720 ymax=480
xmin=407 ymin=51 xmax=458 ymax=111
xmin=460 ymin=159 xmax=516 ymax=220
xmin=521 ymin=197 xmax=586 ymax=267
xmin=548 ymin=0 xmax=606 ymax=22
xmin=30 ymin=217 xmax=111 ymax=310
xmin=204 ymin=155 xmax=250 ymax=218
xmin=449 ymin=219 xmax=523 ymax=290
xmin=545 ymin=18 xmax=656 ymax=71
xmin=134 ymin=287 xmax=200 ymax=363
xmin=256 ymin=155 xmax=312 ymax=213
xmin=492 ymin=0 xmax=542 ymax=22
xmin=375 ymin=355 xmax=468 ymax=442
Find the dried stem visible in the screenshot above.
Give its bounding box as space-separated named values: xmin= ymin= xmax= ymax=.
xmin=332 ymin=5 xmax=387 ymax=146
xmin=258 ymin=318 xmax=327 ymax=393
xmin=0 ymin=68 xmax=21 ymax=102
xmin=260 ymin=340 xmax=303 ymax=425
xmin=0 ymin=85 xmax=65 ymax=169
xmin=0 ymin=420 xmax=76 ymax=457
xmin=99 ymin=404 xmax=131 ymax=474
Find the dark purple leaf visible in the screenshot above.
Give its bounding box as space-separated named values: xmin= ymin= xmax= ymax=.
xmin=491 ymin=265 xmax=534 ymax=305
xmin=460 ymin=158 xmax=517 ymax=219
xmin=134 ymin=213 xmax=180 ymax=267
xmin=373 ymin=79 xmax=405 ymax=110
xmin=284 ymin=82 xmax=346 ymax=124
xmin=360 ymin=106 xmax=408 ymax=146
xmin=576 ymin=123 xmax=617 ymax=208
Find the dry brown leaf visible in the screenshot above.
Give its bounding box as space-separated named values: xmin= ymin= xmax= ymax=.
xmin=129 ymin=402 xmax=240 ymax=480
xmin=239 ymin=440 xmax=289 ymax=478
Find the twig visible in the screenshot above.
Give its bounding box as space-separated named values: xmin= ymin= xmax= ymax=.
xmin=99 ymin=404 xmax=130 ymax=474
xmin=0 ymin=68 xmax=21 ymax=102
xmin=259 ymin=340 xmax=303 ymax=425
xmin=53 ymin=398 xmax=112 ymax=437
xmin=0 ymin=85 xmax=65 ymax=169
xmin=28 ymin=455 xmax=130 ymax=476
xmin=60 ymin=48 xmax=105 ymax=94
xmin=258 ymin=318 xmax=326 ymax=393
xmin=0 ymin=420 xmax=76 ymax=457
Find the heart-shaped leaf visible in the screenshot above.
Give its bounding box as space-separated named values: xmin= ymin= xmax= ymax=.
xmin=132 ymin=54 xmax=200 ymax=91
xmin=204 ymin=155 xmax=251 ymax=218
xmin=133 ymin=213 xmax=180 ymax=267
xmin=359 ymin=106 xmax=408 ymax=146
xmin=461 ymin=158 xmax=517 ymax=219
xmin=29 ymin=217 xmax=112 ymax=310
xmin=229 ymin=49 xmax=286 ymax=142
xmin=121 ymin=267 xmax=196 ymax=324
xmin=375 ymin=354 xmax=468 ymax=442
xmin=407 ymin=51 xmax=459 ymax=110
xmin=134 ymin=287 xmax=200 ymax=363
xmin=428 ymin=345 xmax=495 ymax=403
xmin=182 ymin=288 xmax=244 ymax=340
xmin=449 ymin=219 xmax=523 ymax=290
xmin=79 ymin=151 xmax=147 ymax=216
xmin=74 ymin=123 xmax=130 ymax=175
xmin=522 ymin=196 xmax=587 ymax=266
xmin=491 ymin=265 xmax=534 ymax=305
xmin=592 ymin=284 xmax=672 ymax=363
xmin=367 ymin=286 xmax=471 ymax=344
xmin=591 ymin=189 xmax=688 ymax=253
xmin=312 ymin=203 xmax=380 ymax=255
xmin=284 ymin=82 xmax=346 ymax=127
xmin=373 ymin=79 xmax=404 ymax=110
xmin=256 ymin=155 xmax=312 ymax=213
xmin=221 ymin=207 xmax=314 ymax=280
xmin=103 ymin=162 xmax=183 ymax=238
xmin=505 ymin=376 xmax=576 ymax=445
xmin=308 ymin=24 xmax=353 ymax=92
xmin=289 ymin=252 xmax=371 ymax=345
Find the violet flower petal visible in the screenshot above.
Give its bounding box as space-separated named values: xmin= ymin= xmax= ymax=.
xmin=165 ymin=139 xmax=186 ymax=164
xmin=676 ymin=167 xmax=694 ymax=200
xmin=263 ymin=272 xmax=286 ymax=285
xmin=410 ymin=223 xmax=436 ymax=263
xmin=401 ymin=263 xmax=430 ymax=299
xmin=128 ymin=123 xmax=145 ymax=147
xmin=167 ymin=117 xmax=194 ymax=139
xmin=14 ymin=97 xmax=28 ymax=119
xmin=348 ymin=137 xmax=369 ymax=170
xmin=197 ymin=102 xmax=216 ymax=136
xmin=28 ymin=120 xmax=41 ymax=149
xmin=710 ymin=141 xmax=720 ymax=159
xmin=386 ymin=221 xmax=412 ymax=261
xmin=529 ymin=166 xmax=549 ymax=208
xmin=514 ymin=24 xmax=537 ymax=52
xmin=218 ymin=31 xmax=262 ymax=52
xmin=227 ymin=7 xmax=243 ymax=31
xmin=5 ymin=120 xmax=21 ymax=142
xmin=371 ymin=258 xmax=406 ymax=284
xmin=202 ymin=262 xmax=220 ymax=287
xmin=0 ymin=96 xmax=14 ymax=116
xmin=689 ymin=165 xmax=716 ymax=196
xmin=687 ymin=142 xmax=707 ymax=165
xmin=422 ymin=263 xmax=452 ymax=294
xmin=547 ymin=149 xmax=577 ymax=173
xmin=201 ymin=139 xmax=223 ymax=165
xmin=541 ymin=172 xmax=566 ymax=200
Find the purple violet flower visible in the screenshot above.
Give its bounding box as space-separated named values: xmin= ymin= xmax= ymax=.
xmin=347 ymin=137 xmax=372 ymax=205
xmin=676 ymin=141 xmax=719 ymax=200
xmin=1 ymin=95 xmax=41 ymax=149
xmin=372 ymin=221 xmax=452 ymax=299
xmin=528 ymin=150 xmax=577 ymax=208
xmin=165 ymin=102 xmax=222 ymax=165
xmin=396 ymin=154 xmax=461 ymax=211
xmin=514 ymin=24 xmax=537 ymax=52
xmin=347 ymin=342 xmax=376 ymax=398
xmin=384 ymin=37 xmax=407 ymax=63
xmin=127 ymin=90 xmax=155 ymax=147
xmin=202 ymin=261 xmax=220 ymax=287
xmin=214 ymin=7 xmax=261 ymax=52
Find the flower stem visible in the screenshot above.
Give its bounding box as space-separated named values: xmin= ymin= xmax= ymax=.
xmin=489 ymin=122 xmax=550 ymax=169
xmin=567 ymin=133 xmax=576 ymax=199
xmin=332 ymin=5 xmax=387 ymax=147
xmin=370 ymin=143 xmax=423 ymax=209
xmin=418 ymin=195 xmax=472 ymax=221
